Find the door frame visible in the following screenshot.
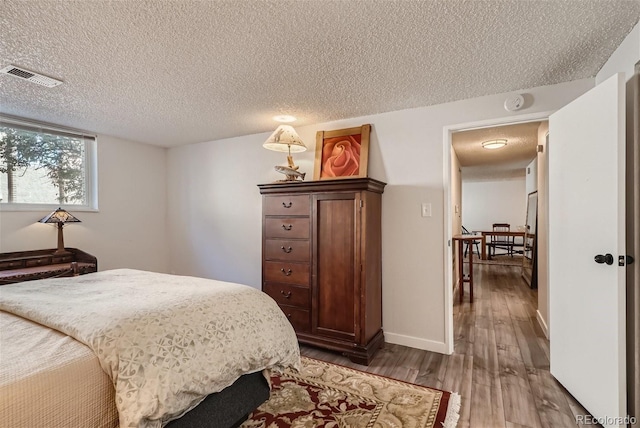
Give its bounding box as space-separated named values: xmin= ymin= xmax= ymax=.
xmin=442 ymin=110 xmax=553 ymax=354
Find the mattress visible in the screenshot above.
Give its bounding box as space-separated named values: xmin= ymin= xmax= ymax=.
xmin=0 ymin=269 xmax=300 ymax=427
xmin=0 ymin=311 xmax=118 ymax=428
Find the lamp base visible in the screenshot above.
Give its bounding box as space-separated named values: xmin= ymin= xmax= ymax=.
xmin=53 ymin=248 xmax=72 ymax=256
xmin=54 ymin=223 xmax=71 ymax=256
xmin=274 ymin=165 xmax=305 ymax=182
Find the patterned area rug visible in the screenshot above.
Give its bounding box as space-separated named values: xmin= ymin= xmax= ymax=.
xmin=241 ymin=357 xmax=460 ymax=428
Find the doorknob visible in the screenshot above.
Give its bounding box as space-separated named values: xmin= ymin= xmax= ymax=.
xmin=594 ymin=253 xmax=614 ymax=265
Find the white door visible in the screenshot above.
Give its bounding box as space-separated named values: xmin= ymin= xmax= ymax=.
xmin=549 ymin=73 xmax=626 ymax=427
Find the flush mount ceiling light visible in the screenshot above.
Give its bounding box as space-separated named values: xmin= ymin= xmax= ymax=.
xmin=273 ymin=115 xmax=297 ymax=123
xmin=482 ymin=139 xmax=507 ymax=150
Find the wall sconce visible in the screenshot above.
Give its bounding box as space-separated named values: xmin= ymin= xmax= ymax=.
xmin=39 ymin=208 xmax=81 ymax=255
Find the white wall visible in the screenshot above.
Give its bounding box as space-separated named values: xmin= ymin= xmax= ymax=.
xmin=596 ymin=22 xmax=639 ymax=84
xmin=167 ymin=78 xmax=593 ymax=353
xmin=166 ymin=132 xmax=275 ymax=286
xmin=461 ymin=178 xmax=527 ymax=233
xmin=0 ymin=135 xmax=169 ymax=272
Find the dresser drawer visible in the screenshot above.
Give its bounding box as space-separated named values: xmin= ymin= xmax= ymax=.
xmin=25 ymin=257 xmax=52 ymax=267
xmin=0 ymin=260 xmax=24 ymax=270
xmin=263 ymin=283 xmax=310 ymax=308
xmin=51 ymin=255 xmax=74 ymax=264
xmin=265 ymin=217 xmax=309 ymax=239
xmin=278 ymin=304 xmax=310 ymax=333
xmin=265 ymin=239 xmax=310 ymax=262
xmin=264 ymin=261 xmax=310 ymax=285
xmin=264 ymin=195 xmax=309 ymax=216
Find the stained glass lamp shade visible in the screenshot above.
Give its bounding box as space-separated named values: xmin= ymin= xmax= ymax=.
xmin=39 ymin=208 xmax=81 ymax=255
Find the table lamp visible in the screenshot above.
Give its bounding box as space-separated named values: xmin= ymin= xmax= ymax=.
xmin=263 ymin=125 xmax=307 ymax=181
xmin=39 ymin=208 xmax=81 ymax=255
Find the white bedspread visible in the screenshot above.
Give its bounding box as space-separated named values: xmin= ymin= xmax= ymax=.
xmin=0 ymin=269 xmax=300 ymax=428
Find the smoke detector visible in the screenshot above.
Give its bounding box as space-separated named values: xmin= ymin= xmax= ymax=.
xmin=504 ymin=94 xmax=525 ymax=112
xmin=0 ymin=65 xmax=63 ymax=88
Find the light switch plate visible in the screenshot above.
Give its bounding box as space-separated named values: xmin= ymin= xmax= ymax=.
xmin=421 ymin=203 xmax=432 ymax=217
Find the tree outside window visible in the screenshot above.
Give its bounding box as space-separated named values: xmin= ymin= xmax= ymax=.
xmin=0 ymin=121 xmax=93 ymax=207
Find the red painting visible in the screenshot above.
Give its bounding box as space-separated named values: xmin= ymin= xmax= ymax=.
xmin=314 ymin=124 xmax=370 ymax=180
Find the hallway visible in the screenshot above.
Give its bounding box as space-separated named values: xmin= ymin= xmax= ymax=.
xmin=301 ymin=264 xmax=593 ymax=427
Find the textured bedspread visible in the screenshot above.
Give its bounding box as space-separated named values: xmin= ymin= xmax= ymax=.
xmin=0 ymin=311 xmax=118 ymax=428
xmin=0 ymin=269 xmax=300 ymax=428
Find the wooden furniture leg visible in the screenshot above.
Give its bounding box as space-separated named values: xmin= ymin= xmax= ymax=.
xmin=458 ymin=239 xmax=464 ymax=303
xmin=468 ymin=247 xmax=474 ymax=303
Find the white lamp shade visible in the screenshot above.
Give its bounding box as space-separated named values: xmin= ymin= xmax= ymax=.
xmin=263 ymin=125 xmax=307 ymax=153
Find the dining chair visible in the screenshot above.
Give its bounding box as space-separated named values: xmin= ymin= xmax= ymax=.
xmin=489 ymin=223 xmax=514 ymax=257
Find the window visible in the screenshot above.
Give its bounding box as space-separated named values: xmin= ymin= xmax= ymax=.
xmin=0 ymin=117 xmax=97 ymax=210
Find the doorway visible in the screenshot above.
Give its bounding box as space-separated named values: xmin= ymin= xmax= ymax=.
xmin=443 ymin=72 xmax=636 ymax=425
xmin=454 ymin=122 xmax=543 ymax=298
xmin=442 ymin=112 xmax=552 ymax=355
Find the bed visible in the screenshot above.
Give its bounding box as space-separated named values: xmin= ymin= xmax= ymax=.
xmin=0 ymin=269 xmax=300 ymax=428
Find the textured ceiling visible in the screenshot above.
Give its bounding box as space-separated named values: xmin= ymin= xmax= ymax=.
xmin=1 ymin=1 xmax=639 ymax=148
xmin=452 ymin=121 xmax=544 ymax=180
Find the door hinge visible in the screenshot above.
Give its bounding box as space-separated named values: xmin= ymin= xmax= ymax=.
xmin=359 ymin=200 xmax=364 ymax=208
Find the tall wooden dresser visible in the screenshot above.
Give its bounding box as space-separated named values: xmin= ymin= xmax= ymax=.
xmin=258 ymin=178 xmax=385 ymax=364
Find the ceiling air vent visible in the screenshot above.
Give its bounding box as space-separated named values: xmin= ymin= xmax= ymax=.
xmin=0 ymin=65 xmax=63 ymax=88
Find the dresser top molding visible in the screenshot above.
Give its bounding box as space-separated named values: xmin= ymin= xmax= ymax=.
xmin=258 ymin=178 xmax=386 ymax=195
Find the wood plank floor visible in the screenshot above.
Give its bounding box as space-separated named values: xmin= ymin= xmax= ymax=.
xmin=300 ymin=263 xmax=596 ymax=428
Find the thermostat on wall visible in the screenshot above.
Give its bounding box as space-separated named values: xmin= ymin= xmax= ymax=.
xmin=504 ymin=94 xmax=525 ymax=112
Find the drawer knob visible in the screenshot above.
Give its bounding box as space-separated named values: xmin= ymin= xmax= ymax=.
xmin=282 ymin=202 xmax=293 ymax=208
xmin=280 ymin=268 xmax=292 ymax=276
xmin=282 ymin=224 xmax=292 ymax=231
xmin=280 ymin=290 xmax=292 ymax=299
xmin=281 ymin=246 xmax=293 ymax=253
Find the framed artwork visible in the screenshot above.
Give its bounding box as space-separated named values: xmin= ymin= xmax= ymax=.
xmin=313 ymin=124 xmax=370 ymax=180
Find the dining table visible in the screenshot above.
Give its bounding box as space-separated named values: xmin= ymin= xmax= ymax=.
xmin=476 ymin=230 xmax=525 ymax=259
xmin=452 ymin=230 xmax=526 ymax=303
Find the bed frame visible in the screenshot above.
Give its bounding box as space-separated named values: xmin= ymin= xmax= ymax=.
xmin=166 ymin=371 xmax=270 ymax=428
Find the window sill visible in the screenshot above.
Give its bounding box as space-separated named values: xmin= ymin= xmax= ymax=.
xmin=0 ymin=203 xmax=99 ymax=213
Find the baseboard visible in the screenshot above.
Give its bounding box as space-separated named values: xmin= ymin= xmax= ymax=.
xmin=536 ymin=310 xmax=549 ymax=339
xmin=384 ymin=332 xmax=449 ymax=354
